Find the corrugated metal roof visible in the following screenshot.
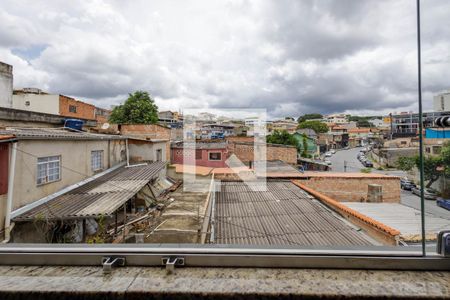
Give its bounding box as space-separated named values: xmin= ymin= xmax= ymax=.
xmin=214 ymin=181 xmax=374 ymax=246
xmin=0 ymin=128 xmax=125 ymax=140
xmin=171 ymin=141 xmax=227 ymax=149
xmin=13 ymin=161 xmax=166 ymax=221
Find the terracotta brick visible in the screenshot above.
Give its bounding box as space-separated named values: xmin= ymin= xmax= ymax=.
xmin=59 ymin=95 xmax=96 ymax=120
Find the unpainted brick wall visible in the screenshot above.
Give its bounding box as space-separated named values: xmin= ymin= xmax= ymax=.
xmin=59 ymin=95 xmax=96 ymax=120
xmin=228 ymin=142 xmax=297 ymax=164
xmin=299 ymin=177 xmax=400 ymax=203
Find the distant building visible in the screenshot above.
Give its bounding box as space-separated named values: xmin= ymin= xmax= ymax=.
xmin=271 ymin=119 xmax=298 ymax=134
xmin=368 ymin=118 xmax=385 ymax=127
xmin=390 ymin=111 xmax=450 ymax=138
xmin=158 ymin=110 xmax=183 ymax=128
xmin=433 ymin=91 xmax=450 ymax=112
xmin=200 ymin=123 xmax=234 ymax=139
xmin=0 ymin=62 xmax=13 ymax=108
xmin=12 ymin=88 xmax=109 ymax=123
xmin=324 ymin=114 xmax=347 ymax=124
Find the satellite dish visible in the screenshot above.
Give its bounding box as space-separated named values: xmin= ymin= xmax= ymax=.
xmin=101 ymin=123 xmax=110 ymax=130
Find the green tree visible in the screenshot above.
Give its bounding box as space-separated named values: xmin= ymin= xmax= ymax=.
xmin=301 ymin=134 xmax=310 ymax=158
xmin=396 ymin=153 xmax=446 ymax=188
xmin=357 ymin=120 xmax=372 ymax=127
xmin=297 ymin=113 xmax=323 ymax=123
xmin=109 ymin=91 xmax=158 ymax=124
xmin=396 ymin=156 xmax=416 ymax=171
xmin=267 ymin=130 xmax=297 ymax=147
xmin=297 ymin=120 xmax=328 ymax=133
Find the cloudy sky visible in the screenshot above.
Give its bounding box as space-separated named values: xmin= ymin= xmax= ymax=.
xmin=1 ymin=0 xmax=449 ymax=118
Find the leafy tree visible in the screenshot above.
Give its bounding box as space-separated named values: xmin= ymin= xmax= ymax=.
xmin=357 ymin=120 xmax=372 ymax=127
xmin=396 ymin=156 xmax=416 ymax=171
xmin=297 ymin=113 xmax=323 ymax=123
xmin=301 ymin=134 xmax=310 ymax=158
xmin=267 ymin=130 xmax=297 ymax=147
xmin=396 ymin=150 xmax=448 ymax=188
xmin=109 ymin=91 xmax=158 ymax=124
xmin=297 ymin=120 xmax=328 ymax=133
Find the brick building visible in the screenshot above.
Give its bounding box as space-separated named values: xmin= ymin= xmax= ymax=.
xmin=12 ymin=89 xmax=109 ymax=123
xmin=171 ymin=142 xmax=228 ymax=168
xmin=227 ymin=141 xmax=297 ymax=165
xmin=119 ymin=124 xmax=171 ymax=161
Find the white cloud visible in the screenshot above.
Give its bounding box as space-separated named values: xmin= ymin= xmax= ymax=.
xmin=0 ymin=0 xmax=449 ymax=118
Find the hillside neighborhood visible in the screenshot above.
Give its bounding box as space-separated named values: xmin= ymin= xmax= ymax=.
xmin=0 ymin=61 xmax=449 ymax=247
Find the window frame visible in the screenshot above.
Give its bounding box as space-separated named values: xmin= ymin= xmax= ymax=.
xmin=0 ymin=244 xmax=448 ymax=270
xmin=36 ymin=155 xmax=61 ymax=186
xmin=69 ymin=105 xmax=77 ymax=113
xmin=91 ymin=150 xmax=104 ymax=172
xmin=208 ymin=152 xmax=222 ymax=161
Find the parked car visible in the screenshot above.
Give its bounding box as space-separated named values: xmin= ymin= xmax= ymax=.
xmin=330 ymin=149 xmax=336 ymax=154
xmin=324 ymin=159 xmax=332 ymax=165
xmin=400 ymin=178 xmax=416 ymax=191
xmin=363 ymin=160 xmax=373 ymax=167
xmin=325 ymin=152 xmax=332 ymax=157
xmin=411 ymin=186 xmax=439 ymax=200
xmin=344 ymin=146 xmax=350 ymax=150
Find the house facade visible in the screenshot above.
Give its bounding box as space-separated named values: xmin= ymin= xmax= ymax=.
xmin=0 ymin=128 xmax=127 ymax=223
xmin=171 ymin=142 xmax=228 ymax=168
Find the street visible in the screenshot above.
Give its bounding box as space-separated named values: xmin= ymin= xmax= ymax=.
xmin=327 ymin=147 xmax=450 ymax=219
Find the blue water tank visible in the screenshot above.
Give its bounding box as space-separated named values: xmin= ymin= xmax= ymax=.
xmin=64 ymin=119 xmax=84 ymax=131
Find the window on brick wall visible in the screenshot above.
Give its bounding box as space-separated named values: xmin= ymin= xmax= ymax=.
xmin=69 ymin=105 xmax=77 ymax=113
xmin=209 ymin=152 xmax=221 ymax=161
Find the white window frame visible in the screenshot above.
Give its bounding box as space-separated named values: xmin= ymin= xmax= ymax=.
xmin=208 ymin=152 xmax=222 ymax=161
xmin=91 ymin=150 xmax=104 ymax=172
xmin=37 ymin=155 xmax=61 ymax=185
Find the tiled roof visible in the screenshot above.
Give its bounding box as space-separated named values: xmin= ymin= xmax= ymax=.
xmin=13 ymin=161 xmax=166 ymax=221
xmin=0 ymin=134 xmax=16 ymax=142
xmin=0 ymin=128 xmax=125 ymax=140
xmin=213 ymin=181 xmax=374 ymax=246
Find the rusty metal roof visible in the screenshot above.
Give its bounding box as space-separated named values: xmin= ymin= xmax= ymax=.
xmin=214 ymin=181 xmax=374 ymax=246
xmin=13 ymin=161 xmax=166 ymax=221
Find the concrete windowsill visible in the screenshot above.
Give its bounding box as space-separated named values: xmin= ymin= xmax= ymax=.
xmin=0 ymin=266 xmax=449 ymax=299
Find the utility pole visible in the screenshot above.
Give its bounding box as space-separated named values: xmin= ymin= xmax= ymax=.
xmin=344 ymin=160 xmax=347 ymax=172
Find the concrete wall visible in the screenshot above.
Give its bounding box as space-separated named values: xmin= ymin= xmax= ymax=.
xmin=299 ymin=176 xmax=401 ymax=203
xmin=0 ymin=62 xmax=13 ymax=108
xmin=128 ymin=140 xmax=168 ymax=163
xmin=12 ymin=94 xmax=59 ymax=115
xmin=9 ymin=139 xmax=126 ymax=211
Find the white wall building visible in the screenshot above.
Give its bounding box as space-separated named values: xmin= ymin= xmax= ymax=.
xmin=0 ymin=62 xmax=13 ymax=108
xmin=324 ymin=114 xmax=347 ymax=124
xmin=433 ymin=91 xmax=450 ymax=112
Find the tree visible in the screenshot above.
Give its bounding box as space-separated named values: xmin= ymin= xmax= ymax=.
xmin=297 ymin=120 xmax=328 ymax=133
xmin=357 ymin=120 xmax=372 ymax=128
xmin=266 ymin=130 xmax=297 ymax=147
xmin=301 ymin=134 xmax=310 ymax=158
xmin=396 ymin=154 xmax=445 ymax=188
xmin=297 ymin=113 xmax=323 ymax=123
xmin=109 ymin=91 xmax=158 ymax=124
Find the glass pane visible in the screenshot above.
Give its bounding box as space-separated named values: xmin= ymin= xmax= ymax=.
xmin=2 ymin=0 xmax=449 ymax=260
